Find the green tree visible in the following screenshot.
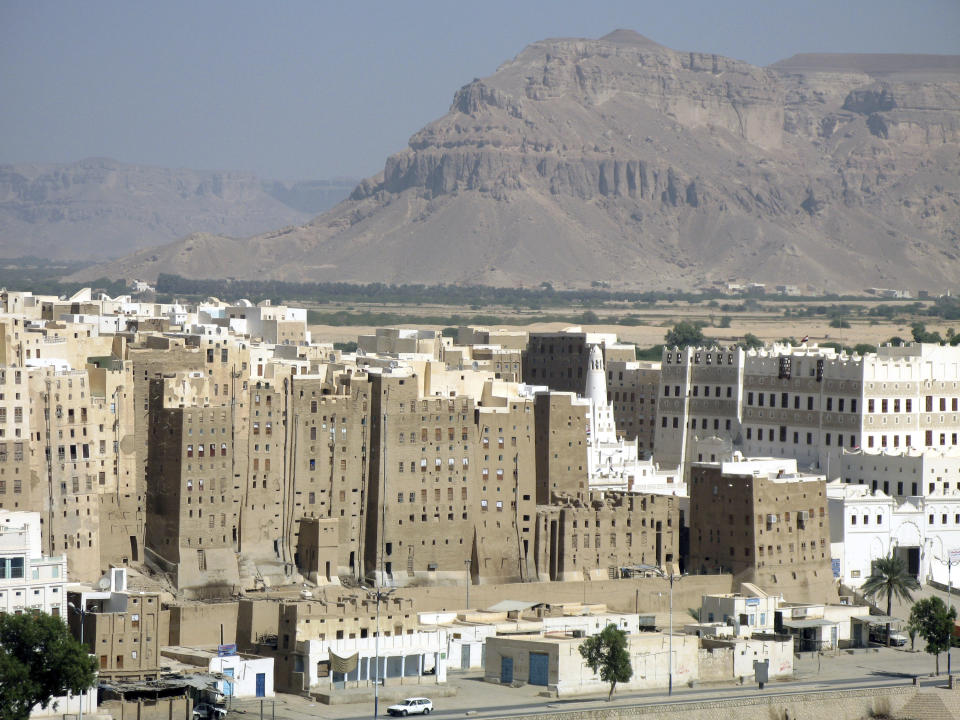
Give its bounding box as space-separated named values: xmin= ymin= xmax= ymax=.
xmin=579 ymin=623 xmax=633 ymax=700
xmin=718 ymin=315 xmax=732 ymax=328
xmin=909 ymin=596 xmax=958 ymax=674
xmin=911 ymin=322 xmax=943 ymax=344
xmin=664 ymin=321 xmax=705 ymax=348
xmin=0 ymin=612 xmax=97 ymax=720
xmin=861 ymin=554 xmax=920 ymax=646
xmin=829 ymin=317 xmax=851 ymax=328
xmin=907 ymin=614 xmax=921 ymax=652
xmin=740 ymin=333 xmax=763 ymax=350
xmin=853 ymin=343 xmax=876 ymax=356
xmin=635 ymin=344 xmax=664 ymax=361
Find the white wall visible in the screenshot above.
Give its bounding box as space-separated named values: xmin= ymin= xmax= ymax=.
xmin=304 ymin=629 xmax=449 ymax=688
xmin=0 ymin=511 xmax=67 ymax=616
xmin=829 ymin=484 xmax=960 ymax=588
xmin=209 ymin=655 xmax=274 ymax=698
xmin=31 ymin=686 xmax=96 ymax=718
xmin=728 ymin=639 xmax=793 ymax=680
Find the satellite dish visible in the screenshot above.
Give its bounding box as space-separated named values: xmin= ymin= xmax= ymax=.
xmin=97 ymin=576 xmax=112 ymax=591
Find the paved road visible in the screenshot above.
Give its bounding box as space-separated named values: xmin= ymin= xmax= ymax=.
xmin=227 ymin=647 xmax=951 ymax=720
xmin=412 ymin=676 xmax=942 ymax=720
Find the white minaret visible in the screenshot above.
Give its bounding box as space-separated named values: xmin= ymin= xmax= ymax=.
xmin=585 ymin=344 xmax=617 ymax=445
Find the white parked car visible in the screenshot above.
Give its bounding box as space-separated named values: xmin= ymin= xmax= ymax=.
xmin=192 ymin=704 xmax=227 ymax=720
xmin=386 ymin=697 xmax=433 ymax=716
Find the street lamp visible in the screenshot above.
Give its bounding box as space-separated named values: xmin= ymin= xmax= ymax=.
xmin=930 ymin=547 xmax=960 ymax=677
xmin=362 ymin=584 xmax=396 ymax=719
xmin=67 ymin=601 xmax=86 ymax=720
xmin=635 ymin=563 xmax=684 ymax=696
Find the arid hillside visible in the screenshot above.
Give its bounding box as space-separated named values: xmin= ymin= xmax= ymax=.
xmin=0 ymin=157 xmax=355 ymax=260
xmin=80 ymin=31 xmax=960 ymax=292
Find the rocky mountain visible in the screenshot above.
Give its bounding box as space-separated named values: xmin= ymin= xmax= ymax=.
xmin=0 ymin=158 xmax=355 ymax=260
xmin=80 ymin=31 xmax=960 ymax=292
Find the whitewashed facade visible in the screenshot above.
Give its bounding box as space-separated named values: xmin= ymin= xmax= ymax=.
xmin=585 ymin=345 xmax=685 ymax=495
xmin=0 ymin=511 xmax=67 ymax=616
xmin=828 ymin=481 xmax=960 ymax=588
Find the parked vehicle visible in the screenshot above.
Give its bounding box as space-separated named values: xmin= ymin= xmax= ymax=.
xmin=869 ymin=628 xmax=907 ymax=646
xmin=193 ymin=703 xmax=227 ymax=719
xmin=386 ymin=697 xmax=433 ymax=716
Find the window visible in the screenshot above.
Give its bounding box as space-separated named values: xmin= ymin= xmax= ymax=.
xmin=0 ymin=557 xmax=24 ymax=579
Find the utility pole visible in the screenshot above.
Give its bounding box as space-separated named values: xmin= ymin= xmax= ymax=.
xmin=642 ymin=563 xmax=684 ymax=696
xmin=947 ymin=548 xmax=959 ymax=677
xmin=373 ymin=386 xmax=391 ymax=719
xmin=69 ymin=601 xmax=85 ymax=720
xmin=668 ymin=569 xmax=674 ymax=696
xmin=374 ymin=588 xmax=381 ymax=719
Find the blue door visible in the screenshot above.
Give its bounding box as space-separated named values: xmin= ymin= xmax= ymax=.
xmin=500 ymin=656 xmax=513 ymax=684
xmin=255 ymin=672 xmax=266 ymax=698
xmin=223 ymin=667 xmax=234 ymax=697
xmin=528 ymin=652 xmax=549 ymax=686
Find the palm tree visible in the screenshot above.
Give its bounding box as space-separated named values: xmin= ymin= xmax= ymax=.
xmin=861 ymin=553 xmax=921 ymax=646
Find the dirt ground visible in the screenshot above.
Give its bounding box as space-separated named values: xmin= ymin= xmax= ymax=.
xmin=311 ymin=317 xmax=949 ymax=349
xmin=392 ymin=574 xmax=733 ymax=618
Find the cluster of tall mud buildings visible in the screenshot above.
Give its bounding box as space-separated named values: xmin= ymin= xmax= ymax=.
xmin=0 ymin=291 xmax=679 ymax=599
xmin=9 ymin=289 xmax=955 ymax=605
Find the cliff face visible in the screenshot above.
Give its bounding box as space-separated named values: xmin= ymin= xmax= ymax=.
xmin=0 ymin=158 xmax=355 ymax=260
xmin=84 ymin=31 xmax=960 ymax=291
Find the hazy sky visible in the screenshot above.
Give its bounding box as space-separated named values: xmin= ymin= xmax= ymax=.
xmin=2 ymin=0 xmax=958 ymax=181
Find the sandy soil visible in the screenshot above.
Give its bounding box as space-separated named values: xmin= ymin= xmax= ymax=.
xmin=311 ymin=317 xmax=953 ymax=349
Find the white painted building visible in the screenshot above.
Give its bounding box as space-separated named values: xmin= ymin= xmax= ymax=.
xmin=161 ymin=646 xmax=274 ymax=698
xmin=828 ymin=480 xmax=960 ymax=588
xmin=30 ymin=688 xmax=97 ymax=718
xmin=585 ymin=345 xmax=685 ymax=496
xmin=301 ymin=628 xmax=449 ymax=689
xmin=211 ymin=654 xmax=274 ymax=698
xmin=839 ymin=448 xmax=960 ymax=501
xmin=655 ymin=342 xmax=960 ymax=477
xmin=0 ymin=510 xmax=67 ymax=616
xmin=700 ymin=593 xmax=780 ymax=635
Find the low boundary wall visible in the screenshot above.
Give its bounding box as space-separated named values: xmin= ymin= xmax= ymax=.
xmin=483 ymin=686 xmax=922 ymax=720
